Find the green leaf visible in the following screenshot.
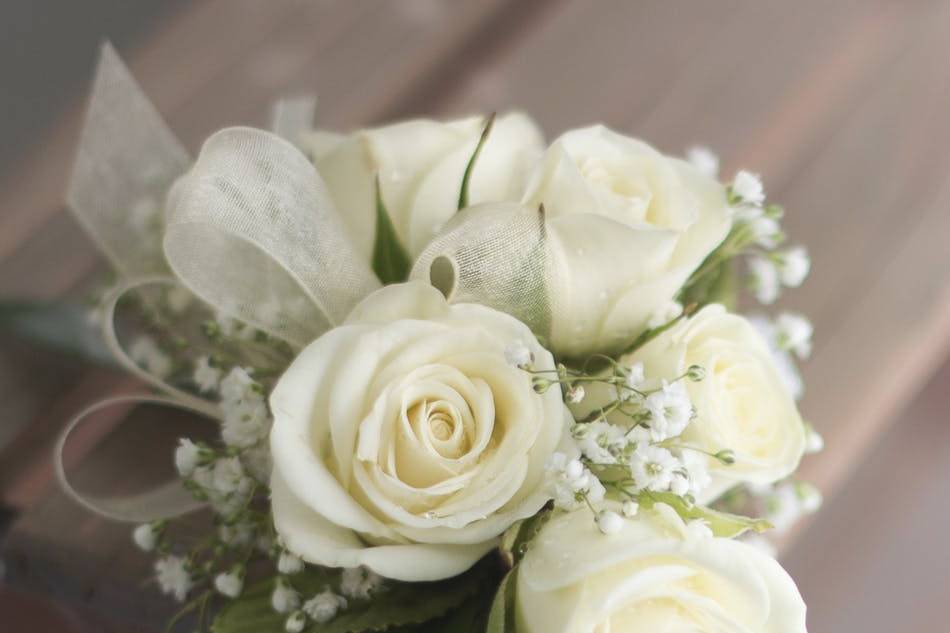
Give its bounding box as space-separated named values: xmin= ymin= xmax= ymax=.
xmin=618 ymin=305 xmax=693 ymax=357
xmin=707 ymin=258 xmax=738 ymax=310
xmin=372 ymin=175 xmax=411 ymax=285
xmin=485 ymin=568 xmax=518 ymax=633
xmin=0 ymin=300 xmax=116 ymax=366
xmin=393 ymin=587 xmax=493 ymax=633
xmin=501 ymin=506 xmax=552 ymax=567
xmin=457 ymin=113 xmax=496 ymax=211
xmin=212 ymin=560 xmax=492 ymax=633
xmin=641 ymin=491 xmax=772 ymax=538
xmin=680 ymin=257 xmax=738 ymax=311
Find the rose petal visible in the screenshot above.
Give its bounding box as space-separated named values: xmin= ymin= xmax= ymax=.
xmin=271 ymin=472 xmax=494 ymax=581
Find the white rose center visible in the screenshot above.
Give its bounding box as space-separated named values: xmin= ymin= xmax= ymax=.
xmin=363 ymin=363 xmax=501 ymax=496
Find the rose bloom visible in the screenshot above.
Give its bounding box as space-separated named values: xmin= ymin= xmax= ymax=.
xmin=522 ymin=125 xmax=732 ymax=358
xmin=621 ymin=305 xmax=805 ymax=501
xmin=301 ymin=112 xmax=543 ymax=260
xmin=516 ymin=504 xmax=807 ymax=633
xmin=269 ymin=282 xmax=567 ymax=581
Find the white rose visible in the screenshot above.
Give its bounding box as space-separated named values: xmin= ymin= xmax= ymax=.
xmin=517 ymin=504 xmax=807 ymax=633
xmin=622 ymin=305 xmax=805 ymax=501
xmin=302 ymin=113 xmax=544 ymax=260
xmin=522 ymin=125 xmax=731 ymax=357
xmin=269 ymin=282 xmax=568 ymax=581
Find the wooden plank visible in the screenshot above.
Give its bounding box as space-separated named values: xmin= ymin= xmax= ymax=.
xmin=3 ymin=404 xmax=214 ymax=631
xmin=5 ymin=1 xmax=950 ymax=629
xmin=783 ymin=358 xmax=950 ymax=632
xmin=774 ymin=0 xmax=950 ymax=499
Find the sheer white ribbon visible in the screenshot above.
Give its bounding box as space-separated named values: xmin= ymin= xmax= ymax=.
xmin=60 ymin=45 xmax=560 ymax=523
xmin=410 ymin=202 xmax=556 ymax=341
xmin=55 ymin=394 xmax=219 ymax=522
xmin=58 ymin=44 xmax=378 ymax=521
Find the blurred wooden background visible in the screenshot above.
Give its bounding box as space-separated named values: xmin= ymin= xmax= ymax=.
xmin=2 ymin=1 xmax=950 ymax=631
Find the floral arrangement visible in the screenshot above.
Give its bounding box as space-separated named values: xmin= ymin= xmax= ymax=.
xmin=58 ymin=44 xmax=823 ymax=633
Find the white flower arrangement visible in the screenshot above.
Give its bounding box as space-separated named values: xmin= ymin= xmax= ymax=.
xmin=52 ymin=44 xmax=822 ymax=633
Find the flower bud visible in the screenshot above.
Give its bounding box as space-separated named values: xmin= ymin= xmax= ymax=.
xmin=596 ymin=510 xmax=624 ymax=535
xmin=285 ymin=611 xmax=307 ymax=633
xmin=565 ymin=384 xmax=586 ymax=404
xmin=621 ymin=500 xmax=639 ymax=517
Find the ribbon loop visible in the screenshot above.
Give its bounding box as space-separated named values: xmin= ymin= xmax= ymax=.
xmin=66 ymin=42 xmax=190 ymax=279
xmin=55 ymin=395 xmax=219 ymax=523
xmin=164 ymin=127 xmax=380 ymax=346
xmin=411 ymin=202 xmax=555 ymax=339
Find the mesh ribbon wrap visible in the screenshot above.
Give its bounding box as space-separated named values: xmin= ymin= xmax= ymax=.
xmin=410 ymin=202 xmax=556 ymax=341
xmin=165 ymin=127 xmax=379 ymax=347
xmin=59 ymin=45 xmax=379 ymax=521
xmin=66 ymin=43 xmax=188 ymax=278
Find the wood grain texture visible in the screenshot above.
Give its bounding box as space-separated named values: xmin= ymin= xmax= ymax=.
xmin=3 ymin=0 xmax=950 ymax=630
xmin=783 ymin=359 xmax=950 ymax=632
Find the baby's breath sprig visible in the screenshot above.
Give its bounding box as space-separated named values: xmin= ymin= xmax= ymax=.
xmin=680 ymin=167 xmax=810 ymax=309
xmin=529 ymin=352 xmax=741 ymax=534
xmin=132 ymin=359 xmax=282 ymax=631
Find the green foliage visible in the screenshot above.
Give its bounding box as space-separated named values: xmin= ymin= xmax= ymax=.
xmin=485 ymin=569 xmax=517 ymax=633
xmin=500 ymin=506 xmax=552 ymax=567
xmin=457 ymin=113 xmax=496 ymax=211
xmin=640 ymin=491 xmax=772 ymax=538
xmin=371 ymin=176 xmax=411 ymax=285
xmin=212 ymin=559 xmax=498 ymax=633
xmin=0 ymin=300 xmax=115 ymax=366
xmin=679 ymin=256 xmax=738 ymax=310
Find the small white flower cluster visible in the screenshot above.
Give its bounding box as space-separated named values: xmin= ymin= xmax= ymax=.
xmin=340 ymin=566 xmax=385 ymax=600
xmin=140 ymin=362 xmax=280 ymax=610
xmin=303 ymin=589 xmax=348 ymax=624
xmin=686 ymin=145 xmax=720 ymax=178
xmin=724 ymin=168 xmax=811 ymax=304
xmin=176 ymin=438 xmax=258 ymax=519
xmin=773 ymin=312 xmax=813 ymax=360
xmin=278 ymin=550 xmax=305 ymax=575
xmin=545 ymin=452 xmax=606 ymax=511
xmin=546 ymin=363 xmax=721 ymax=535
xmin=278 ymin=565 xmax=384 ymax=631
xmin=212 ymin=308 xmax=259 ymax=342
xmin=214 ymin=566 xmax=245 ymax=598
xmin=218 ymin=367 xmax=272 ymax=450
xmin=747 ymin=246 xmax=810 ymax=305
xmin=193 ymin=355 xmax=222 ymax=393
xmin=155 ymin=555 xmax=193 ymax=602
xmin=190 ymin=455 xmax=255 ymax=518
xmin=504 ymin=340 xmax=534 ymax=369
xmin=132 ymin=521 xmax=164 ymax=552
xmin=749 ymin=312 xmax=814 ymax=401
xmin=177 ymin=366 xmax=273 ymax=515
xmin=129 ymin=335 xmax=173 ymax=379
xmin=759 ymin=480 xmax=823 ymax=533
xmin=271 ymin=578 xmax=301 ymax=614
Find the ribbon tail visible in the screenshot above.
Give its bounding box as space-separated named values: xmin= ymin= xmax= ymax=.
xmin=54 ymin=394 xmax=217 ymax=523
